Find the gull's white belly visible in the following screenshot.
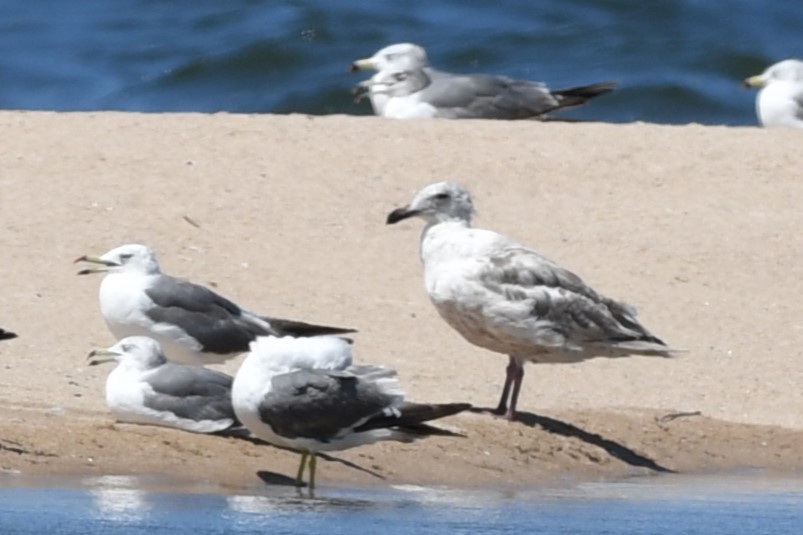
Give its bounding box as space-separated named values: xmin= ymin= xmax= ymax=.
xmin=384 ymin=94 xmax=437 ymax=119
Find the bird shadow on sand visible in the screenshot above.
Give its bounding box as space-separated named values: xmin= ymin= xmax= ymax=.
xmin=470 ymin=407 xmax=674 ymax=473
xmin=222 ymin=433 xmax=386 ymax=486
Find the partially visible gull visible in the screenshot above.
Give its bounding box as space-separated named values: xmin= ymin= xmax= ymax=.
xmin=76 ymin=244 xmax=356 ymax=365
xmin=742 ymin=59 xmax=803 ymax=128
xmin=386 ymin=181 xmax=676 ymax=421
xmin=0 ymin=328 xmax=16 ymax=341
xmin=350 ymin=42 xmax=432 ymax=115
xmin=232 ymin=335 xmax=470 ymax=490
xmin=88 ymin=336 xmax=239 ymax=433
xmin=350 ymin=42 xmax=616 ymax=120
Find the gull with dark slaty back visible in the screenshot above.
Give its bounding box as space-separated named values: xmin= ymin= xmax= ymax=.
xmin=76 ymin=244 xmax=356 ymax=366
xmin=88 ymin=336 xmax=240 ymax=434
xmin=232 ymin=335 xmax=470 ymax=491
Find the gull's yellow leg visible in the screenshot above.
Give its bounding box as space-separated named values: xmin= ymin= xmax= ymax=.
xmin=308 ymin=453 xmax=317 ymax=491
xmin=295 ymin=451 xmax=309 ymax=487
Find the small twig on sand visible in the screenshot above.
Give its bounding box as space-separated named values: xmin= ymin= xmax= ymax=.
xmin=656 ymin=411 xmax=702 ymax=425
xmin=182 ymin=215 xmax=201 ymax=228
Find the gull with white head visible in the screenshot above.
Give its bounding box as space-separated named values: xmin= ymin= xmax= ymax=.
xmin=349 ymin=43 xmax=431 ymax=115
xmin=76 ymin=244 xmax=356 ymax=365
xmin=88 ymin=336 xmax=239 ymax=433
xmin=742 ymin=59 xmax=803 ymax=128
xmin=386 ymin=181 xmax=677 ymax=421
xmin=350 ymin=42 xmax=616 ymax=120
xmin=232 ymin=335 xmax=470 ymax=491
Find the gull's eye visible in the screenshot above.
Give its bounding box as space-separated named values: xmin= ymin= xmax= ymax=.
xmin=119 ymin=253 xmax=133 ymax=262
xmin=393 ymin=72 xmax=407 ymax=82
xmin=433 ymin=192 xmax=450 ymax=201
xmin=121 ymin=344 xmax=133 ymax=352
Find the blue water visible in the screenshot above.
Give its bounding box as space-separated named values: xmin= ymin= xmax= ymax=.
xmin=0 ymin=1 xmax=799 ymax=125
xmin=1 ymin=474 xmax=802 ymax=534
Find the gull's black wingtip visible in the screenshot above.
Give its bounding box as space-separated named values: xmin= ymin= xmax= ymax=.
xmin=0 ymin=329 xmax=18 ymax=341
xmin=264 ymin=317 xmax=358 ymax=338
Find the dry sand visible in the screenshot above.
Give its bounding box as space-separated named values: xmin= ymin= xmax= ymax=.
xmin=0 ymin=112 xmax=802 ymax=489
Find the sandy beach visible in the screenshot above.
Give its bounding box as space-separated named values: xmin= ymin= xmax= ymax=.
xmin=0 ymin=112 xmax=801 ymax=489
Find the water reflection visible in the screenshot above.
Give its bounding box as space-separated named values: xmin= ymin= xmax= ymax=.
xmin=85 ymin=475 xmax=150 ymax=523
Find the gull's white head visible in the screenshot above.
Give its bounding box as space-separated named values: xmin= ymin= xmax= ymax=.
xmin=248 ymin=335 xmax=353 ymax=372
xmin=350 ymin=43 xmax=429 ymax=73
xmin=87 ymin=336 xmax=167 ymax=371
xmin=386 ymin=181 xmax=475 ymax=227
xmin=76 ymin=243 xmax=161 ymax=276
xmin=743 ymin=59 xmax=803 ymax=88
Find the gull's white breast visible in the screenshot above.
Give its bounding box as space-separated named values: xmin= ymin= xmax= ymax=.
xmin=384 ymin=93 xmax=437 ymax=119
xmin=98 ymin=273 xmax=206 ymax=364
xmin=757 ymin=82 xmax=803 ymax=128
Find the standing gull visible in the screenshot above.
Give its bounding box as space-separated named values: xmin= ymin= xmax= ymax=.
xmin=386 ymin=181 xmax=675 ymax=421
xmin=742 ymin=59 xmax=803 ymax=128
xmin=88 ymin=336 xmax=239 ymax=433
xmin=76 ymin=244 xmax=356 ymax=365
xmin=0 ymin=328 xmax=16 ymax=341
xmin=350 ymin=42 xmax=616 ymax=120
xmin=232 ymin=335 xmax=470 ymax=490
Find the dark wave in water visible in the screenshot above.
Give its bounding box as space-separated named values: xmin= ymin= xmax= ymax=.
xmin=0 ymin=0 xmax=799 ymax=124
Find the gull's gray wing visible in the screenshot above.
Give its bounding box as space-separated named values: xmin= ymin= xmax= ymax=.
xmin=478 ymin=245 xmax=669 ymax=353
xmin=142 ymin=364 xmax=238 ymax=423
xmin=144 ymin=275 xmax=271 ymax=354
xmin=418 ymin=72 xmax=557 ymax=119
xmin=258 ymin=366 xmax=400 ymax=441
xmin=419 ymin=71 xmax=615 ymax=119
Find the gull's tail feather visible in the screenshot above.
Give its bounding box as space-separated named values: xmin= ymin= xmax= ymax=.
xmin=552 ymin=81 xmax=617 ymax=110
xmin=0 ymin=329 xmax=17 ymax=341
xmin=263 ymin=317 xmax=358 ymax=338
xmin=355 ymin=402 xmax=472 ymax=434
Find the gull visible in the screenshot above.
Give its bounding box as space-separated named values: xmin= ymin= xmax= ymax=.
xmin=88 ymin=336 xmax=240 ymax=433
xmin=0 ymin=328 xmax=16 ymax=341
xmin=76 ymin=244 xmax=356 ymax=365
xmin=742 ymin=59 xmax=803 ymax=128
xmin=232 ymin=335 xmax=470 ymax=490
xmin=386 ymin=181 xmax=676 ymax=421
xmin=350 ymin=42 xmax=432 ymax=115
xmin=349 ymin=42 xmax=616 ymax=120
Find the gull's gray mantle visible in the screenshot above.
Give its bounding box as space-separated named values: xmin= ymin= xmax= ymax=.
xmin=76 ymin=243 xmax=356 ymax=365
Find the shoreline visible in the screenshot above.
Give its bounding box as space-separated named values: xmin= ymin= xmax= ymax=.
xmin=3 ymin=405 xmax=803 ymax=491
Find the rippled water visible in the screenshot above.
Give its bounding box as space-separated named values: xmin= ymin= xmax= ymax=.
xmin=0 ymin=1 xmax=798 ymax=125
xmin=0 ymin=473 xmax=802 ymax=533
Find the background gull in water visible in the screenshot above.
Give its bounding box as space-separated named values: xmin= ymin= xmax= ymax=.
xmin=742 ymin=59 xmax=803 ymax=128
xmin=387 ymin=181 xmax=676 ymax=421
xmin=232 ymin=335 xmax=470 ymax=490
xmin=88 ymin=336 xmax=240 ymax=434
xmin=76 ymin=243 xmax=356 ymax=365
xmin=350 ymin=43 xmax=616 ymax=120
